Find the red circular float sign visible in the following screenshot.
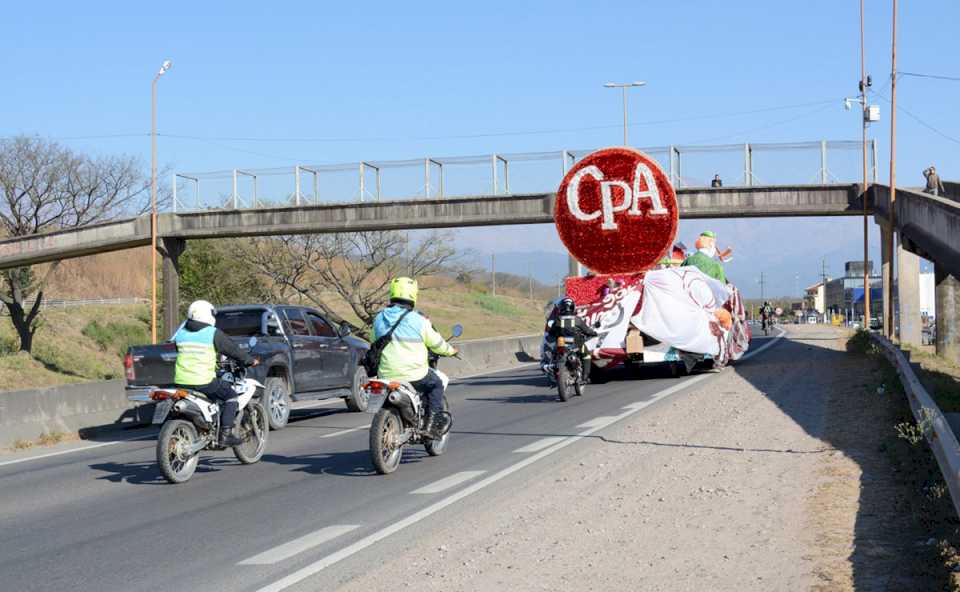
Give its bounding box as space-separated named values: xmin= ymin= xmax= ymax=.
xmin=555 ymin=147 xmax=678 ymax=274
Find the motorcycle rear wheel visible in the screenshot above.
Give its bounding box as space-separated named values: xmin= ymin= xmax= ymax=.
xmin=157 ymin=419 xmax=200 ymax=484
xmin=557 ymin=366 xmax=572 ymax=402
xmin=370 ymin=407 xmax=404 ymax=474
xmin=234 ymin=402 xmax=268 ymax=464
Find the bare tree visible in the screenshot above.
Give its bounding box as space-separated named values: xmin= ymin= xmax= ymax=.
xmin=245 ymin=231 xmax=459 ymax=330
xmin=0 ymin=136 xmax=152 ymax=352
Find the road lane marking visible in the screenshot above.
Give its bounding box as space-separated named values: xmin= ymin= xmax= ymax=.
xmin=238 ymin=525 xmax=361 ymax=566
xmin=291 ymin=400 xmax=342 ymax=409
xmin=411 ymin=471 xmax=486 ymax=494
xmin=577 ymin=416 xmax=617 ymax=429
xmin=254 ymin=372 xmax=719 ymax=592
xmin=513 ymin=437 xmax=566 ymax=453
xmin=0 ymin=434 xmax=156 ymax=468
xmin=319 ymin=424 xmax=371 ymax=439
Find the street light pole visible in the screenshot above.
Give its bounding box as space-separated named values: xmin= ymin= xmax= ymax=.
xmin=859 ymin=0 xmax=871 ymax=330
xmin=603 ymin=81 xmax=646 ymax=146
xmin=885 ymin=0 xmax=897 ymax=340
xmin=151 ymin=60 xmax=172 ymax=344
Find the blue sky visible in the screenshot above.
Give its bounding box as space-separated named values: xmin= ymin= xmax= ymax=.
xmin=2 ymin=1 xmax=956 ymax=296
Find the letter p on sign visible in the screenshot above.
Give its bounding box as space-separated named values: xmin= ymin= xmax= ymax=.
xmin=555 ymin=147 xmax=678 ymax=274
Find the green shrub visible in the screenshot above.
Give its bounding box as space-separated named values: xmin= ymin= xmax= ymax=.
xmin=81 ymin=319 xmax=149 ymax=359
xmin=846 ymin=328 xmax=875 ymax=355
xmin=471 ymin=293 xmax=521 ymax=316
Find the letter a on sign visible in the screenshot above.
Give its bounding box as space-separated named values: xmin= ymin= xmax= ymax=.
xmin=554 ymin=147 xmax=678 ymax=274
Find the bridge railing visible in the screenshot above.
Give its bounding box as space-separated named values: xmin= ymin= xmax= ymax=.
xmin=172 ymin=139 xmax=877 ymax=212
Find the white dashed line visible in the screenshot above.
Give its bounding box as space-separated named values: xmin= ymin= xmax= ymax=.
xmin=319 ymin=425 xmax=371 ymax=439
xmin=513 ymin=437 xmax=566 ymax=453
xmin=238 ymin=525 xmax=361 ymax=565
xmin=577 ymin=416 xmax=618 ymax=429
xmin=411 ymin=471 xmax=486 ymax=494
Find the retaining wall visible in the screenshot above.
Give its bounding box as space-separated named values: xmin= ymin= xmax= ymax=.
xmin=0 ymin=334 xmax=541 ymax=448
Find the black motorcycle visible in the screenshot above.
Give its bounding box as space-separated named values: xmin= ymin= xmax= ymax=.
xmin=548 ymin=335 xmax=587 ymax=402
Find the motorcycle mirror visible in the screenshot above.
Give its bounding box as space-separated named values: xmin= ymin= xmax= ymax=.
xmin=248 ymin=336 xmax=258 ymax=349
xmin=338 ymin=323 xmax=352 ymax=338
xmin=451 ymin=324 xmax=463 ymax=338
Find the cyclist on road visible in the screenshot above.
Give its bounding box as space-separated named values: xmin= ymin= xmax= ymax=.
xmin=760 ymin=301 xmax=774 ymax=334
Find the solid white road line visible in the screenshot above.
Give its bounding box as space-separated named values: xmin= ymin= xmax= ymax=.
xmin=319 ymin=425 xmax=371 ymax=439
xmin=254 ymin=374 xmax=714 ymax=592
xmin=411 ymin=471 xmax=487 ymax=494
xmin=512 ymin=436 xmax=566 ymax=453
xmin=577 ymin=416 xmax=618 ymax=429
xmin=255 ymin=329 xmax=790 ymax=592
xmin=0 ymin=434 xmax=156 ymax=468
xmin=238 ymin=525 xmax=361 ymax=566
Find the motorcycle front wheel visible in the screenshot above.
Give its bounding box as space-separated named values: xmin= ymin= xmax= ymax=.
xmin=157 ymin=419 xmax=201 ymax=484
xmin=557 ymin=365 xmax=572 ymax=402
xmin=425 ymin=396 xmax=451 ymax=457
xmin=234 ymin=402 xmax=269 ymax=464
xmin=370 ymin=407 xmax=404 ymax=474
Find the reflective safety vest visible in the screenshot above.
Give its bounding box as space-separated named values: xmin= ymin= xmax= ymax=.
xmin=173 ymin=325 xmax=217 ymax=386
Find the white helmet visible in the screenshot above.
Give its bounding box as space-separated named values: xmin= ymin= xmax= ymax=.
xmin=187 ymin=300 xmax=216 ymax=326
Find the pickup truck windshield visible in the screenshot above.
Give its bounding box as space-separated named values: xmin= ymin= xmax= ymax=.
xmin=216 ymin=310 xmax=264 ymax=337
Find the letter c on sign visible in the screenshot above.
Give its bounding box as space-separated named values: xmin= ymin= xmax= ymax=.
xmin=565 ymin=165 xmax=603 ymax=222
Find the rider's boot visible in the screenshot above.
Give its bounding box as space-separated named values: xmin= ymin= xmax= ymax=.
xmin=431 ymin=411 xmax=451 ymax=438
xmin=219 ymin=425 xmax=242 ymax=447
xmin=422 ymin=410 xmax=436 ymax=437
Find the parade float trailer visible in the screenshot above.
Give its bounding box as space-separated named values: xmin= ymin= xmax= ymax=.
xmin=545 ymin=147 xmax=751 ymax=378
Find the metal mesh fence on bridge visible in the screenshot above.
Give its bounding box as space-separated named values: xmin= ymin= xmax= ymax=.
xmin=172 ymin=139 xmax=877 ymax=212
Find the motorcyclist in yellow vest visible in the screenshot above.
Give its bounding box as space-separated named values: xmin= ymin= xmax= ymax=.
xmin=172 ymin=300 xmax=259 ymax=446
xmin=373 ymin=278 xmax=457 ymax=438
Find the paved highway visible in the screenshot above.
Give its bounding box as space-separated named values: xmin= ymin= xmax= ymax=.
xmin=0 ymin=335 xmax=780 ymax=592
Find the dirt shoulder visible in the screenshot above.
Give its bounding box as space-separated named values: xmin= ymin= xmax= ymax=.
xmin=335 ymin=325 xmax=957 ymax=591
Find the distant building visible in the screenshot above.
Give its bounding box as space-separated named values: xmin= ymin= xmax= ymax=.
xmin=825 ymin=260 xmax=882 ymax=319
xmin=804 ymin=280 xmax=828 ymax=314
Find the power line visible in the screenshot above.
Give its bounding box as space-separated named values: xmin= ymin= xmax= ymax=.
xmin=871 ymin=90 xmax=960 ymax=145
xmin=899 ymin=71 xmax=960 ymax=82
xmin=1 ymin=98 xmax=842 ymax=145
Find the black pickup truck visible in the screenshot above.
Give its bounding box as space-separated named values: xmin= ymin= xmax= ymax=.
xmin=125 ymin=304 xmax=370 ymax=430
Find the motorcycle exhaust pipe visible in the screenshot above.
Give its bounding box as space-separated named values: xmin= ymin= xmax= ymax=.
xmin=387 ymin=391 xmax=418 ymax=425
xmin=174 ymin=401 xmax=212 ymax=431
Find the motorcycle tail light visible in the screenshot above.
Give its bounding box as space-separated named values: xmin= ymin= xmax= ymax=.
xmin=150 ymin=391 xmax=170 ymax=401
xmin=364 ymin=382 xmax=385 ymax=394
xmin=173 ymin=389 xmax=189 ymax=400
xmin=388 ymin=381 xmax=402 ymax=391
xmin=557 ymin=336 xmax=566 ymax=347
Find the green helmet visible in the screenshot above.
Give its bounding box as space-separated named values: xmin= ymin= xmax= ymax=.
xmin=389 ymin=277 xmax=419 ymax=305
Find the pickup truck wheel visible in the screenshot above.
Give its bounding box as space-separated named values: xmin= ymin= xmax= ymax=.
xmin=345 ymin=366 xmax=370 ymax=412
xmin=263 ymin=376 xmax=290 ymax=430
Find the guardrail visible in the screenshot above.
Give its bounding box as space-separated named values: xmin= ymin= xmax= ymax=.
xmin=870 ymin=333 xmax=960 ymax=518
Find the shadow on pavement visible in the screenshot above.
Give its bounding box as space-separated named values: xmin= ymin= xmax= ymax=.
xmin=260 ymin=448 xmax=429 ymax=477
xmin=89 ymin=456 xmax=229 ymax=485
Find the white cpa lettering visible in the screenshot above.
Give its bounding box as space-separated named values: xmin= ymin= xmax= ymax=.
xmin=565 ymin=163 xmax=668 ymax=230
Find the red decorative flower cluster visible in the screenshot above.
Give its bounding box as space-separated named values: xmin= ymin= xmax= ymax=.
xmin=564 ymin=273 xmax=644 ymax=306
xmin=555 ymin=147 xmax=678 ymax=275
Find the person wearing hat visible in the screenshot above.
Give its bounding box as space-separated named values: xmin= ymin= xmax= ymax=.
xmin=681 ymin=231 xmax=730 ymax=283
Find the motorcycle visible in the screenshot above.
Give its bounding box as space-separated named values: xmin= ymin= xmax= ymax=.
xmin=364 ymin=324 xmax=462 ymax=475
xmin=147 ymin=359 xmax=268 ymax=484
xmin=546 ymin=334 xmax=587 ymax=402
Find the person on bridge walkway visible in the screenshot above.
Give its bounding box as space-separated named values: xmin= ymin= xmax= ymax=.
xmin=172 ymin=300 xmax=258 ymax=447
xmin=924 ymin=166 xmax=945 ymax=196
xmin=547 ymin=297 xmax=598 ymax=383
xmin=373 ymin=277 xmax=458 ymax=438
xmin=681 ymin=231 xmax=731 ymax=283
xmin=711 ymin=174 xmax=723 ymax=188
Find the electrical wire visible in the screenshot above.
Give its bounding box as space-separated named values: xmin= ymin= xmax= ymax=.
xmin=899 ymin=71 xmax=960 ymax=82
xmin=871 ymin=90 xmax=960 ymax=146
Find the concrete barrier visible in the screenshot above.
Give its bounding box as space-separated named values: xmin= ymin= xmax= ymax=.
xmin=0 ymin=380 xmax=144 ymax=448
xmin=0 ymin=334 xmax=542 ymax=449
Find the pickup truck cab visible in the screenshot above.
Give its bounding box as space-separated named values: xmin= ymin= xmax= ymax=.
xmin=125 ymin=304 xmax=370 ymax=430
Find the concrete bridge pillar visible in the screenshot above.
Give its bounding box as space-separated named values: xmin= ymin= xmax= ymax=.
xmin=567 ymin=254 xmax=581 ymax=278
xmin=896 ymin=238 xmax=922 ymax=347
xmin=880 ymin=221 xmax=895 ymax=339
xmin=161 ymin=238 xmax=186 ymax=339
xmin=936 ymin=265 xmax=960 ymax=364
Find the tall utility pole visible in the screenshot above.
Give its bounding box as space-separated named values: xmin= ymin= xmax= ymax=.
xmin=859 ymin=0 xmax=872 ymax=330
xmin=150 ymin=59 xmax=172 ymax=344
xmin=885 ymin=0 xmax=898 ymax=339
xmin=759 ymin=272 xmax=766 ymax=303
xmin=491 ymin=253 xmax=497 ymax=297
xmin=603 ymin=81 xmax=646 ymax=145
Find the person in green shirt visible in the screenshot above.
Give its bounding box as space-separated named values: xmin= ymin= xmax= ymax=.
xmin=681 ymin=231 xmax=729 ymax=283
